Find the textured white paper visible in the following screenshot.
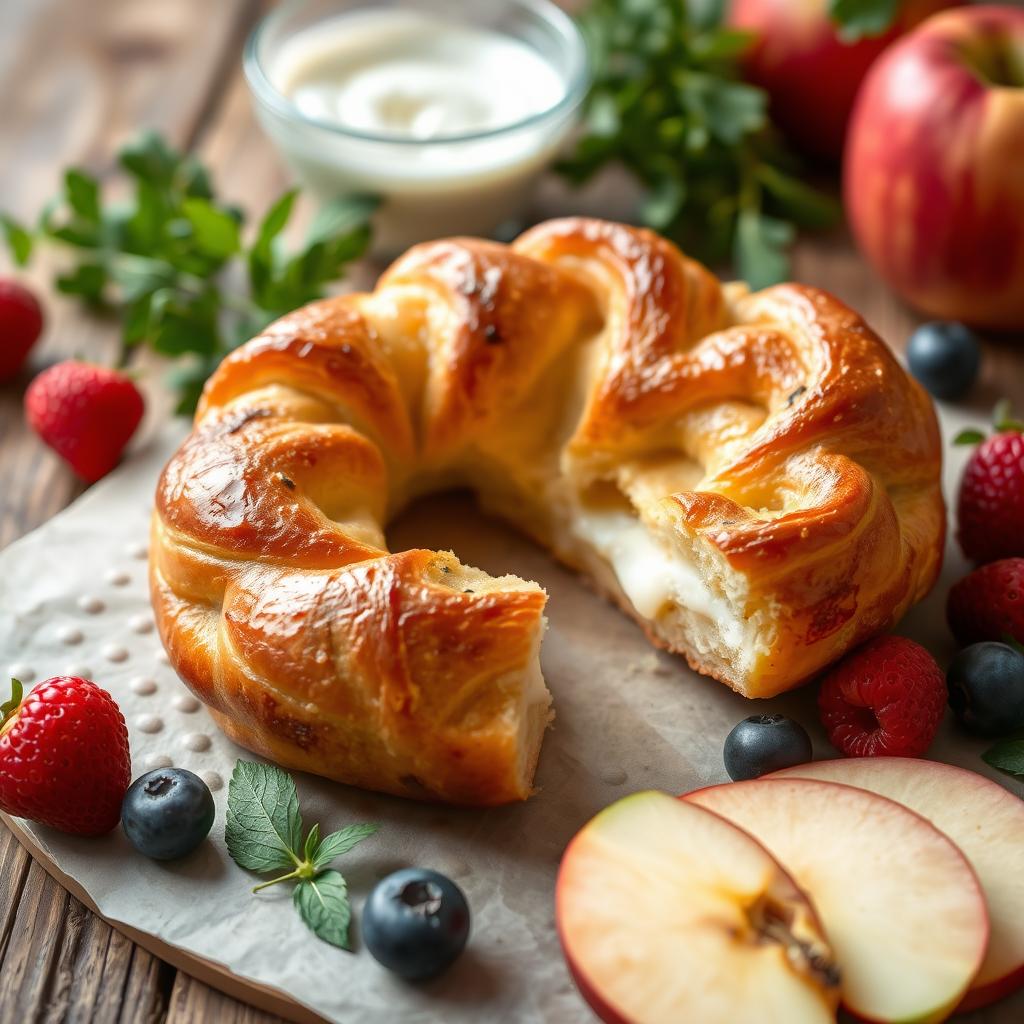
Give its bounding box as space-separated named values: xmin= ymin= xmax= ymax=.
xmin=0 ymin=405 xmax=1022 ymax=1024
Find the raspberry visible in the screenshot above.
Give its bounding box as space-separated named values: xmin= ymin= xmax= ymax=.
xmin=818 ymin=636 xmax=945 ymax=757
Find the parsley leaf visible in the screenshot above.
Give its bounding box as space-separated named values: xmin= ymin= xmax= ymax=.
xmin=225 ymin=760 xmax=378 ymax=950
xmin=0 ymin=132 xmax=376 ymax=412
xmin=561 ymin=0 xmax=840 ymax=284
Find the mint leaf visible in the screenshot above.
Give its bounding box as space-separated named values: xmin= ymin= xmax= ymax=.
xmin=306 ymin=195 xmax=378 ymax=247
xmin=294 ymin=871 xmax=352 ymax=949
xmin=303 ymin=822 xmax=321 ymax=864
xmin=225 ymin=760 xmax=303 ymax=872
xmin=225 ymin=759 xmax=379 ymax=949
xmin=982 ymin=739 xmax=1024 ymax=779
xmin=311 ymin=824 xmax=379 ymax=872
xmin=829 ymin=0 xmax=900 ymax=41
xmin=953 ymin=428 xmax=986 ymax=446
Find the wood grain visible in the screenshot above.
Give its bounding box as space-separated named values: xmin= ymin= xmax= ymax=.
xmin=0 ymin=0 xmax=1022 ymax=1021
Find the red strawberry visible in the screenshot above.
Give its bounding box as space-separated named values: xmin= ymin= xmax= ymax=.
xmin=956 ymin=405 xmax=1024 ymax=563
xmin=0 ymin=278 xmax=44 ymax=381
xmin=818 ymin=636 xmax=945 ymax=758
xmin=25 ymin=361 xmax=144 ymax=482
xmin=0 ymin=677 xmax=131 ymax=835
xmin=947 ymin=558 xmax=1024 ymax=648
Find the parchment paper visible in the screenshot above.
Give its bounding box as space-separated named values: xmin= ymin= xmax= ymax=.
xmin=0 ymin=400 xmax=1022 ymax=1024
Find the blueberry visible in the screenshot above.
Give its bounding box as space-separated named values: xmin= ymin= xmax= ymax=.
xmin=906 ymin=322 xmax=981 ymax=401
xmin=121 ymin=768 xmax=215 ymax=860
xmin=947 ymin=642 xmax=1024 ymax=737
xmin=362 ymin=868 xmax=470 ymax=981
xmin=723 ymin=715 xmax=813 ymax=781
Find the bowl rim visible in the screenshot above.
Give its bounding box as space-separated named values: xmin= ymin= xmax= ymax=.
xmin=242 ymin=0 xmax=591 ymax=146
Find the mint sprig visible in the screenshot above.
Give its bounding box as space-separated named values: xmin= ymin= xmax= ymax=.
xmin=560 ymin=0 xmax=840 ymax=289
xmin=226 ymin=760 xmax=378 ymax=949
xmin=1 ymin=131 xmax=377 ymax=414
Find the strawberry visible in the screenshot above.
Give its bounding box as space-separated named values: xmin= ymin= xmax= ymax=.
xmin=955 ymin=403 xmax=1024 ymax=564
xmin=947 ymin=558 xmax=1024 ymax=648
xmin=25 ymin=361 xmax=144 ymax=482
xmin=817 ymin=636 xmax=945 ymax=758
xmin=0 ymin=278 xmax=44 ymax=382
xmin=0 ymin=677 xmax=131 ymax=835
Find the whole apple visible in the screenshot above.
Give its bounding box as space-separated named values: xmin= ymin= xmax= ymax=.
xmin=730 ymin=0 xmax=960 ymax=162
xmin=845 ymin=5 xmax=1024 ymax=330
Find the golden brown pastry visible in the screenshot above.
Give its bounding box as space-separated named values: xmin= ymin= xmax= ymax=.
xmin=151 ymin=218 xmax=943 ymax=805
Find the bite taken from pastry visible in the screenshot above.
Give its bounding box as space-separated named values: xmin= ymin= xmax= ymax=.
xmin=151 ymin=216 xmax=944 ymax=804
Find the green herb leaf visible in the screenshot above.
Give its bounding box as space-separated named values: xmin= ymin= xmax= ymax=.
xmin=562 ymin=0 xmax=834 ymax=283
xmin=65 ymin=170 xmax=101 ymax=223
xmin=953 ymin=428 xmax=987 ymax=446
xmin=56 ymin=263 xmax=108 ymax=304
xmin=182 ymin=198 xmax=242 ymax=259
xmin=757 ymin=166 xmax=842 ymax=230
xmin=225 ymin=759 xmax=379 ymax=949
xmin=1 ymin=678 xmax=24 ymax=728
xmin=1 ymin=214 xmax=33 ymax=265
xmin=225 ymin=760 xmax=303 ymax=872
xmin=982 ymin=739 xmax=1024 ymax=779
xmin=294 ymin=871 xmax=352 ymax=949
xmin=829 ymin=0 xmax=900 ymax=41
xmin=311 ymin=824 xmax=380 ymax=872
xmin=734 ymin=209 xmax=794 ymax=290
xmin=303 ymin=822 xmax=321 ymax=864
xmin=4 ymin=132 xmax=375 ymax=413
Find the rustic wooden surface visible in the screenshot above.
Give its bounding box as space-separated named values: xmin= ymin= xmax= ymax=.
xmin=0 ymin=1 xmax=1022 ymax=1022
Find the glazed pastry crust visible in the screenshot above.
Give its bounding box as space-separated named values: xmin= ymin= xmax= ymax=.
xmin=151 ymin=218 xmax=943 ymax=804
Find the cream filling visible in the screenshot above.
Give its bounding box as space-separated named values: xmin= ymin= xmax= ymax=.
xmin=572 ymin=509 xmax=745 ymax=647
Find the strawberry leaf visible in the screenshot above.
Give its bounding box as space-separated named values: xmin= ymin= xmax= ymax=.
xmin=0 ymin=678 xmax=23 ymax=729
xmin=953 ymin=428 xmax=986 ymax=446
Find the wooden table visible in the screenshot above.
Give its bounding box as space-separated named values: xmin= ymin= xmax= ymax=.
xmin=0 ymin=2 xmax=1021 ymax=1022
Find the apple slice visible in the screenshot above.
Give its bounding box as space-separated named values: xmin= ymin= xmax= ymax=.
xmin=771 ymin=757 xmax=1024 ymax=1010
xmin=686 ymin=779 xmax=989 ymax=1024
xmin=556 ymin=791 xmax=840 ymax=1024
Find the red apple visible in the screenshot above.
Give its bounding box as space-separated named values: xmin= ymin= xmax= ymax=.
xmin=730 ymin=0 xmax=960 ymax=161
xmin=845 ymin=5 xmax=1024 ymax=330
xmin=771 ymin=757 xmax=1024 ymax=1010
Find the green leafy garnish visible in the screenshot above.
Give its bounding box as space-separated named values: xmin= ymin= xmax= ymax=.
xmin=1 ymin=131 xmax=376 ymax=414
xmin=829 ymin=0 xmax=900 ymax=42
xmin=953 ymin=428 xmax=987 ymax=446
xmin=226 ymin=760 xmax=378 ymax=949
xmin=982 ymin=739 xmax=1024 ymax=779
xmin=559 ymin=0 xmax=840 ymax=288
